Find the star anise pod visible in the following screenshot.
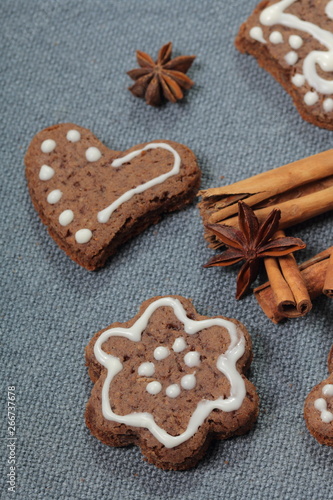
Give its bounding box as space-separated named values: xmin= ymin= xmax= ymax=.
xmin=127 ymin=42 xmax=196 ymax=106
xmin=204 ymin=201 xmax=306 ymax=300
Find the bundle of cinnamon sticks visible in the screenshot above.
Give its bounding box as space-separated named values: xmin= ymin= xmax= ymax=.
xmin=198 ymin=149 xmax=333 ymax=323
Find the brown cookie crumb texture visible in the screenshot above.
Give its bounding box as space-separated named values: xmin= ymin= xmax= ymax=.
xmin=25 ymin=123 xmax=201 ymax=270
xmin=85 ymin=295 xmax=259 ymax=470
xmin=304 ymin=345 xmax=333 ymax=447
xmin=235 ymin=0 xmax=333 ymax=130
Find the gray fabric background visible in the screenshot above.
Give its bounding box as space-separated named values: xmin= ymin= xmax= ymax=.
xmin=1 ymin=0 xmax=333 ymax=498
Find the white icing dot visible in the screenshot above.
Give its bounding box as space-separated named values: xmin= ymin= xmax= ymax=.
xmin=146 ymin=381 xmax=162 ymax=395
xmin=314 ymin=398 xmax=327 ymax=412
xmin=249 ymin=26 xmax=266 ymax=44
xmin=291 ymin=74 xmax=305 ymax=87
xmin=47 ymin=189 xmax=62 ymax=204
xmin=41 ymin=139 xmax=56 ymax=153
xmin=75 ymin=228 xmax=92 ymax=244
xmin=66 ymin=129 xmax=81 ymax=142
xmin=172 ymin=337 xmax=187 ymax=353
xmin=165 ymin=384 xmax=181 ymax=398
xmin=326 ymin=0 xmax=333 ymax=20
xmin=86 ymin=147 xmax=102 ymax=162
xmin=59 ymin=209 xmax=74 ymax=226
xmin=321 ymin=410 xmax=333 ymax=423
xmin=154 ymin=346 xmax=170 ymax=361
xmin=181 ymin=374 xmax=196 ymax=390
xmin=184 ymin=351 xmax=201 ymax=368
xmin=323 ymin=384 xmax=333 ymax=397
xmin=304 ymin=91 xmax=319 ymax=106
xmin=289 ymin=35 xmax=303 ymax=50
xmin=323 ymin=98 xmax=333 ymax=113
xmin=39 ymin=164 xmax=55 ymax=181
xmin=284 ymin=51 xmax=298 ymax=65
xmin=269 ymin=31 xmax=283 ymax=44
xmin=138 ymin=362 xmax=155 ymax=377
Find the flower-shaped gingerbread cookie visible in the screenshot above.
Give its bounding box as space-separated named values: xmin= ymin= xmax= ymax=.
xmin=304 ymin=345 xmax=333 ymax=446
xmin=25 ymin=124 xmax=200 ymax=270
xmin=85 ymin=295 xmax=259 ymax=470
xmin=236 ymin=0 xmax=333 ymax=130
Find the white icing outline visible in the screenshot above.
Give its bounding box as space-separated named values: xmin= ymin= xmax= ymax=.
xmin=259 ymin=0 xmax=333 ymax=95
xmin=97 ymin=143 xmax=181 ymax=223
xmin=314 ymin=384 xmax=333 ymax=423
xmin=94 ymin=297 xmax=246 ymax=449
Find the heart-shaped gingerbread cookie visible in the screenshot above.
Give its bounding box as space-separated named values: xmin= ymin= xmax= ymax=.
xmin=25 ymin=124 xmax=200 ymax=270
xmin=304 ymin=345 xmax=333 ymax=447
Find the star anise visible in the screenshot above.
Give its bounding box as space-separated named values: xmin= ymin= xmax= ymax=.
xmin=127 ymin=42 xmax=196 ymax=106
xmin=204 ymin=201 xmax=306 ymax=299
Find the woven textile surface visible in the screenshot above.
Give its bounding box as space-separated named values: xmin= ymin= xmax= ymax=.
xmin=1 ymin=0 xmax=333 ymax=498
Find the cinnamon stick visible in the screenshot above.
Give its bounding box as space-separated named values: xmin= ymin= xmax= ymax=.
xmin=254 ymin=247 xmax=332 ymax=323
xmin=264 ymin=231 xmax=311 ymax=317
xmin=198 ymin=149 xmax=333 ymax=248
xmin=323 ymin=251 xmax=333 ymax=298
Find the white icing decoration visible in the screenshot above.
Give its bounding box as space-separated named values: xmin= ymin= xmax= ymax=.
xmin=250 ymin=26 xmax=266 ymax=43
xmin=259 ymin=0 xmax=333 ymax=95
xmin=181 ymin=374 xmax=196 ymax=390
xmin=75 ymin=228 xmax=92 ymax=243
xmin=269 ymin=31 xmax=283 ymax=44
xmin=39 ymin=164 xmax=55 ymax=181
xmin=172 ymin=337 xmax=187 ymax=353
xmin=285 ymin=51 xmax=298 ymax=65
xmin=323 ymin=98 xmax=333 ymax=112
xmin=184 ymin=351 xmax=201 ymax=368
xmin=326 ymin=0 xmax=333 ymax=20
xmin=47 ymin=189 xmax=62 ymax=204
xmin=86 ymin=147 xmax=102 ymax=162
xmin=146 ymin=381 xmax=162 ymax=395
xmin=291 ymin=74 xmax=305 ymax=87
xmin=154 ymin=346 xmax=170 ymax=361
xmin=94 ymin=297 xmax=246 ymax=449
xmin=138 ymin=362 xmax=155 ymax=377
xmin=323 ymin=384 xmax=333 ymax=397
xmin=304 ymin=91 xmax=319 ymax=106
xmin=289 ymin=34 xmax=303 ymax=49
xmin=41 ymin=139 xmax=56 ymax=153
xmin=66 ymin=129 xmax=81 ymax=142
xmin=59 ymin=209 xmax=74 ymax=226
xmin=314 ymin=386 xmax=333 ymax=423
xmin=165 ymin=384 xmax=181 ymax=398
xmin=97 ymin=143 xmax=181 ymax=224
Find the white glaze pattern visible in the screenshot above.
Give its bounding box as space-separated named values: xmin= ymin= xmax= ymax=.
xmin=154 ymin=346 xmax=170 ymax=361
xmin=138 ymin=362 xmax=155 ymax=377
xmin=253 ymin=0 xmax=333 ymax=111
xmin=75 ymin=228 xmax=92 ymax=243
xmin=146 ymin=381 xmax=162 ymax=395
xmin=47 ymin=189 xmax=62 ymax=204
xmin=184 ymin=351 xmax=201 ymax=368
xmin=93 ymin=297 xmax=246 ymax=448
xmin=59 ymin=209 xmax=74 ymax=226
xmin=39 ymin=165 xmax=54 ymax=181
xmin=97 ymin=143 xmax=181 ymax=224
xmin=250 ymin=26 xmax=266 ymax=43
xmin=86 ymin=147 xmax=102 ymax=162
xmin=41 ymin=139 xmax=56 ymax=153
xmin=269 ymin=31 xmax=283 ymax=44
xmin=172 ymin=337 xmax=187 ymax=353
xmin=67 ymin=129 xmax=81 ymax=142
xmin=165 ymin=384 xmax=181 ymax=398
xmin=314 ymin=384 xmax=333 ymax=423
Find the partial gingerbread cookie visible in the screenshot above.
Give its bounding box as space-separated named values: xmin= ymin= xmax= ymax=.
xmin=304 ymin=345 xmax=333 ymax=446
xmin=235 ymin=0 xmax=333 ymax=130
xmin=25 ymin=124 xmax=200 ymax=270
xmin=85 ymin=296 xmax=259 ymax=470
